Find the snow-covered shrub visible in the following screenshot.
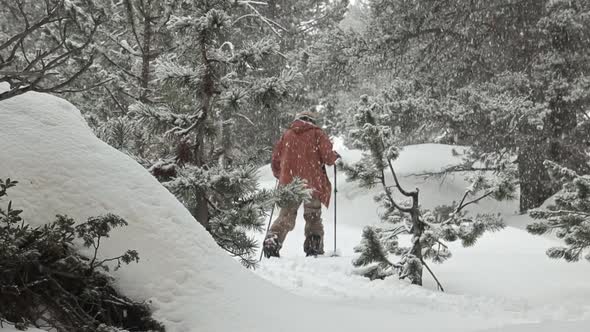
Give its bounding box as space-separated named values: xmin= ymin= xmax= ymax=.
xmin=165 ymin=166 xmax=311 ymax=268
xmin=527 ymin=161 xmax=590 ymax=262
xmin=0 ymin=178 xmax=163 ymax=331
xmin=344 ymin=98 xmax=514 ymax=289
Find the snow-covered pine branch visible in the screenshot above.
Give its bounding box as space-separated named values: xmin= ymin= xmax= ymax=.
xmin=346 ymin=96 xmax=513 ymax=289
xmin=527 ymin=161 xmax=590 ymax=262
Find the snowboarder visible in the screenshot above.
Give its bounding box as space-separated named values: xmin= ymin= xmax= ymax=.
xmin=263 ymin=111 xmax=340 ymax=258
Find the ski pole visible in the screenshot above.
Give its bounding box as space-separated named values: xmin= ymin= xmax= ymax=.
xmin=259 ymin=180 xmax=279 ymax=261
xmin=332 ymin=165 xmax=338 ymax=257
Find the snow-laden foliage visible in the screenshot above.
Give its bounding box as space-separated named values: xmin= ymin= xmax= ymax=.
xmin=528 ymin=161 xmax=590 ymax=262
xmin=0 ymin=0 xmax=102 ymax=101
xmin=325 ymin=0 xmax=590 ymax=213
xmin=86 ymin=0 xmax=330 ymax=267
xmin=345 ymin=98 xmax=514 ymax=288
xmin=0 ymin=179 xmax=162 ymax=331
xmin=163 ymin=165 xmax=310 ymax=268
xmin=76 ymin=0 xmax=347 ymax=161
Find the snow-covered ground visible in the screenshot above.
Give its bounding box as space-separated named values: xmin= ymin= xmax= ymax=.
xmin=254 ymin=141 xmax=590 ymax=331
xmin=1 ymin=87 xmax=589 ymax=331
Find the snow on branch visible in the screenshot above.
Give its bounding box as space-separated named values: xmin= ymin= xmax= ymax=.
xmin=235 ymin=0 xmax=287 ymax=37
xmin=0 ymin=0 xmax=101 ymax=101
xmin=345 ymin=96 xmax=510 ymax=289
xmin=527 ymin=163 xmax=590 ymax=262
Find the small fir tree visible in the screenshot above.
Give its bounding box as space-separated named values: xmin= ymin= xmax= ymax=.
xmin=0 ymin=178 xmax=162 ymax=331
xmin=344 ymin=96 xmax=514 ymax=289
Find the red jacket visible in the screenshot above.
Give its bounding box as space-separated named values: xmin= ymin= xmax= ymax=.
xmin=272 ymin=120 xmax=339 ymax=207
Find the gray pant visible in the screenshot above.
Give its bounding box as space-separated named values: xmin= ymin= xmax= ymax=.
xmin=268 ymin=197 xmax=324 ymax=251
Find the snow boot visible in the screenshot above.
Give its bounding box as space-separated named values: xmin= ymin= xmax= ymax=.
xmin=263 ymin=234 xmax=281 ymax=258
xmin=304 ymin=234 xmax=324 ymax=257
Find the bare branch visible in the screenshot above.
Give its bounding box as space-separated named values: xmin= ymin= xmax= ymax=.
xmin=53 ymin=78 xmax=112 ymax=94
xmin=387 ymin=158 xmax=418 ymax=198
xmin=409 ymin=165 xmax=500 ymax=178
xmin=235 ymin=112 xmax=255 ymax=126
xmin=422 ymin=259 xmax=445 ymax=292
xmin=456 ymin=191 xmax=493 ymax=213
xmin=124 ymin=0 xmax=144 ymax=54
xmin=237 ymin=1 xmax=287 ymax=37
xmin=380 ymin=169 xmax=413 ymax=213
xmin=105 ymin=87 xmax=127 ymax=114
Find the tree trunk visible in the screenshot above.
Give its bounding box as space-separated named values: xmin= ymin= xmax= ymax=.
xmin=140 ymin=0 xmax=152 ymax=103
xmin=191 ymin=36 xmax=215 ymax=230
xmin=518 ymin=99 xmax=589 ymax=213
xmin=193 ymin=129 xmax=210 ymax=230
xmin=217 ymin=107 xmax=233 ymax=168
xmin=517 ymin=141 xmax=553 ymax=213
xmin=409 ymin=196 xmax=423 ymax=286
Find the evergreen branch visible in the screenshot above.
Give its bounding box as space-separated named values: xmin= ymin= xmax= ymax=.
xmin=163 ymin=111 xmax=205 ymax=136
xmin=105 ymin=87 xmax=127 ymax=114
xmin=456 ymin=191 xmax=494 ymax=214
xmin=409 ymin=165 xmax=500 ymax=178
xmin=233 ymin=13 xmax=259 ymax=25
xmin=382 ymin=225 xmax=410 ymax=237
xmin=235 ymin=112 xmax=255 ymax=126
xmin=387 ymin=158 xmax=418 ymax=198
xmin=544 ymin=210 xmax=590 ymax=218
xmin=205 ymin=196 xmax=223 ymax=214
xmin=53 ymin=78 xmax=112 ymax=94
xmin=457 ymin=190 xmax=470 ymax=211
xmin=100 ymin=51 xmax=143 ymax=81
xmin=380 ymin=169 xmax=412 ymax=213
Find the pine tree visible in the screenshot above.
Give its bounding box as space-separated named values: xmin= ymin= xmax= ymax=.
xmin=83 ymin=0 xmax=349 ymax=164
xmin=352 ymin=0 xmax=590 ymax=212
xmin=62 ymin=0 xmax=179 ymax=151
xmin=232 ymin=0 xmax=349 ymax=153
xmin=527 ymin=161 xmax=590 ymax=262
xmin=115 ymin=0 xmax=311 ymax=267
xmin=345 ymin=96 xmax=512 ymax=289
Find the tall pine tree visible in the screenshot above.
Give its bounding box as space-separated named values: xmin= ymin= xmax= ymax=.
xmin=123 ymin=0 xmax=308 ymax=267
xmin=348 ymin=0 xmax=590 ymax=212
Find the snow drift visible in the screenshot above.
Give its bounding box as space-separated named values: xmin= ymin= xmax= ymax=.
xmin=1 ymin=87 xmax=589 ymax=332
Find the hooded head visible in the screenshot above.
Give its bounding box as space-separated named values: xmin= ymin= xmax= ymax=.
xmin=294 ymin=110 xmax=319 ymax=125
xmin=290 ymin=110 xmax=320 ymax=134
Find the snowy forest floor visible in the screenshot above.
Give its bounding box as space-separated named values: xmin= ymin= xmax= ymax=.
xmin=2 ymin=88 xmax=590 ymax=332
xmin=253 ymin=142 xmax=590 ymax=331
